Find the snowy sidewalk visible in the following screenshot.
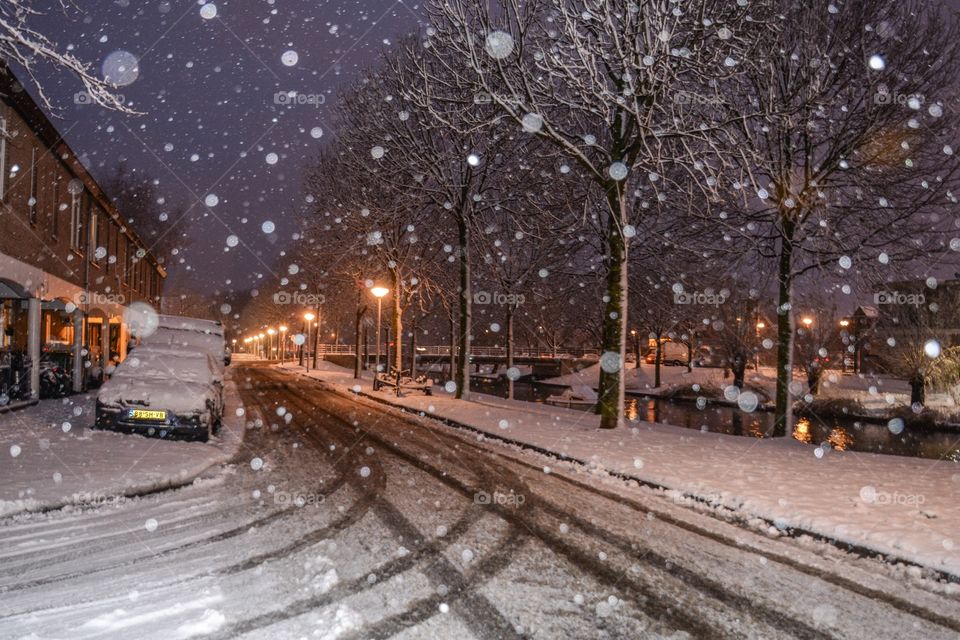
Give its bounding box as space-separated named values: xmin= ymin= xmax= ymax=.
xmin=278 ymin=361 xmax=960 ymax=579
xmin=0 ymin=372 xmax=246 ymax=518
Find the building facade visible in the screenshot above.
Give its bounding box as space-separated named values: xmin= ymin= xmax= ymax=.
xmin=0 ymin=69 xmax=166 ymax=400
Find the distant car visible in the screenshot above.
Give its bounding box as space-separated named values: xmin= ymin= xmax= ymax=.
xmin=645 ymin=341 xmax=688 ymax=366
xmin=693 ymin=349 xmax=727 ymax=368
xmin=95 ymin=346 xmax=224 ymax=441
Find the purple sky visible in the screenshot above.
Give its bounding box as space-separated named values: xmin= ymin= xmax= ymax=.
xmin=22 ymin=0 xmax=423 ymax=295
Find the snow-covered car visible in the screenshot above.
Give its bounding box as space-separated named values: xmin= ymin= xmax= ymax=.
xmin=95 ymin=347 xmax=224 ymax=441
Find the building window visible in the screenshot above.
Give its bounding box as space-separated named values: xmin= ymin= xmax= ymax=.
xmin=28 ymin=147 xmax=38 ymax=224
xmin=89 ymin=208 xmax=100 ymax=265
xmin=50 ymin=176 xmax=60 ymax=239
xmin=69 ymin=187 xmax=84 ymax=252
xmin=0 ymin=116 xmax=7 ymax=200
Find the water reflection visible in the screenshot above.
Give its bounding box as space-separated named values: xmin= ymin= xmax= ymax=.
xmin=828 ymin=427 xmax=854 ymax=451
xmin=468 ymin=377 xmax=960 ymax=461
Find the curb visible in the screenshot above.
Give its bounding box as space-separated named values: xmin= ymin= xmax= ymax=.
xmin=0 ymin=398 xmax=39 ymax=415
xmin=0 ymin=376 xmax=245 ymax=522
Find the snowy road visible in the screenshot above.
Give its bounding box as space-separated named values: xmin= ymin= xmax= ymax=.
xmin=1 ymin=364 xmax=958 ymax=639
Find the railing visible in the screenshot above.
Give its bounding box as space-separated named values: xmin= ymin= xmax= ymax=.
xmin=306 ymin=344 xmax=599 ymax=359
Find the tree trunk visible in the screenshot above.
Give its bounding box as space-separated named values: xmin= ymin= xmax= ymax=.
xmin=773 ymin=215 xmax=796 ymax=437
xmin=455 ymin=214 xmax=471 ymax=400
xmin=506 ymin=305 xmax=515 ymax=400
xmin=807 ymin=362 xmax=822 ymax=396
xmin=409 ymin=312 xmax=418 ymax=379
xmin=595 ymin=188 xmax=628 ymax=428
xmin=448 ymin=308 xmax=457 ymax=383
xmin=732 ymin=355 xmax=747 ymax=390
xmin=391 ymin=270 xmax=403 ymax=374
xmin=353 ymin=290 xmax=364 ymax=379
xmin=312 ymin=301 xmax=321 ymax=369
xmin=910 ymin=370 xmax=925 ymax=405
xmin=362 ymin=325 xmax=368 ymax=370
xmin=654 ymin=337 xmax=662 ymax=389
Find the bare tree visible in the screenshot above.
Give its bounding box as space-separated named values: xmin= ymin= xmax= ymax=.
xmin=0 ymin=2 xmax=132 ymax=112
xmin=426 ymin=0 xmax=763 ymax=426
xmin=715 ymin=0 xmax=960 ymax=435
xmin=878 ymin=282 xmax=960 ymax=406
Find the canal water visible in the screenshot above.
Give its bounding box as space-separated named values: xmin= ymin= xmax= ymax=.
xmin=470 ymin=377 xmax=960 ymax=461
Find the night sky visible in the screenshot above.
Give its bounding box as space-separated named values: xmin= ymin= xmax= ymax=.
xmin=20 ymin=0 xmax=424 ymax=296
xmin=15 ymin=0 xmax=960 ymax=299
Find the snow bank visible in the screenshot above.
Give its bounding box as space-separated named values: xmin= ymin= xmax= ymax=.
xmin=0 ymin=371 xmax=245 ymax=518
xmin=278 ymin=361 xmax=960 ymax=578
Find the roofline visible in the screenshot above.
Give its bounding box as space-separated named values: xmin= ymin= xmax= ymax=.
xmin=0 ymin=65 xmax=166 ymax=279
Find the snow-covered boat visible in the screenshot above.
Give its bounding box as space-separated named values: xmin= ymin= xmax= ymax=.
xmin=544 ymin=385 xmax=597 ymax=408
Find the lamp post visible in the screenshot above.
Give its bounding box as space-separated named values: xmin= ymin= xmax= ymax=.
xmin=630 ymin=329 xmax=640 ymax=369
xmin=258 ymin=333 xmax=265 ymax=359
xmin=267 ymin=328 xmax=276 ymax=361
xmin=371 ymin=286 xmax=389 ymax=379
xmin=303 ymin=312 xmax=315 ymax=371
xmin=755 ymin=321 xmax=765 ymax=372
xmin=839 ymin=319 xmax=850 ymax=373
xmin=279 ymin=325 xmax=288 ymax=365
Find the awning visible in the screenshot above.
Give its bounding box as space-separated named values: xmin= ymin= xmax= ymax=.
xmin=41 ymin=299 xmax=69 ymax=312
xmin=0 ymin=279 xmax=29 ymax=300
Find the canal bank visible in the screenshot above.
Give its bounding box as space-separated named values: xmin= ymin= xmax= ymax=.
xmin=470 ymin=376 xmax=960 ymax=461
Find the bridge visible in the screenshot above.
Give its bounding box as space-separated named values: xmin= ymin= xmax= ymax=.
xmin=306 ymin=344 xmax=600 ymax=377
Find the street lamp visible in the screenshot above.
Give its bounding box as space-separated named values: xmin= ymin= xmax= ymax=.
xmin=839 ymin=319 xmax=851 ymax=373
xmin=371 ymin=286 xmax=389 ymax=379
xmin=801 ymin=316 xmax=814 ymax=328
xmin=279 ymin=325 xmax=288 ymax=365
xmin=755 ymin=321 xmax=765 ymax=371
xmin=303 ymin=312 xmax=316 ymax=371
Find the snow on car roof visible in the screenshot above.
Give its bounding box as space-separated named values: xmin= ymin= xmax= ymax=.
xmin=155 ymin=314 xmax=224 ymax=336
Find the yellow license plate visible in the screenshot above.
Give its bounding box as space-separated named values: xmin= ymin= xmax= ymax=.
xmin=130 ymin=409 xmax=167 ymax=420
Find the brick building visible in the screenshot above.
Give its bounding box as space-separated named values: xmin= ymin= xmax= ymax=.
xmin=0 ymin=68 xmax=166 ymax=400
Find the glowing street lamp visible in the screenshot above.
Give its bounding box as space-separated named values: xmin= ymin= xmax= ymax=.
xmin=302 ymin=312 xmax=316 ymax=371
xmin=371 ymin=286 xmax=389 ymax=377
xmin=753 ymin=320 xmax=768 ymax=371
xmin=801 ymin=317 xmax=814 ymax=328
